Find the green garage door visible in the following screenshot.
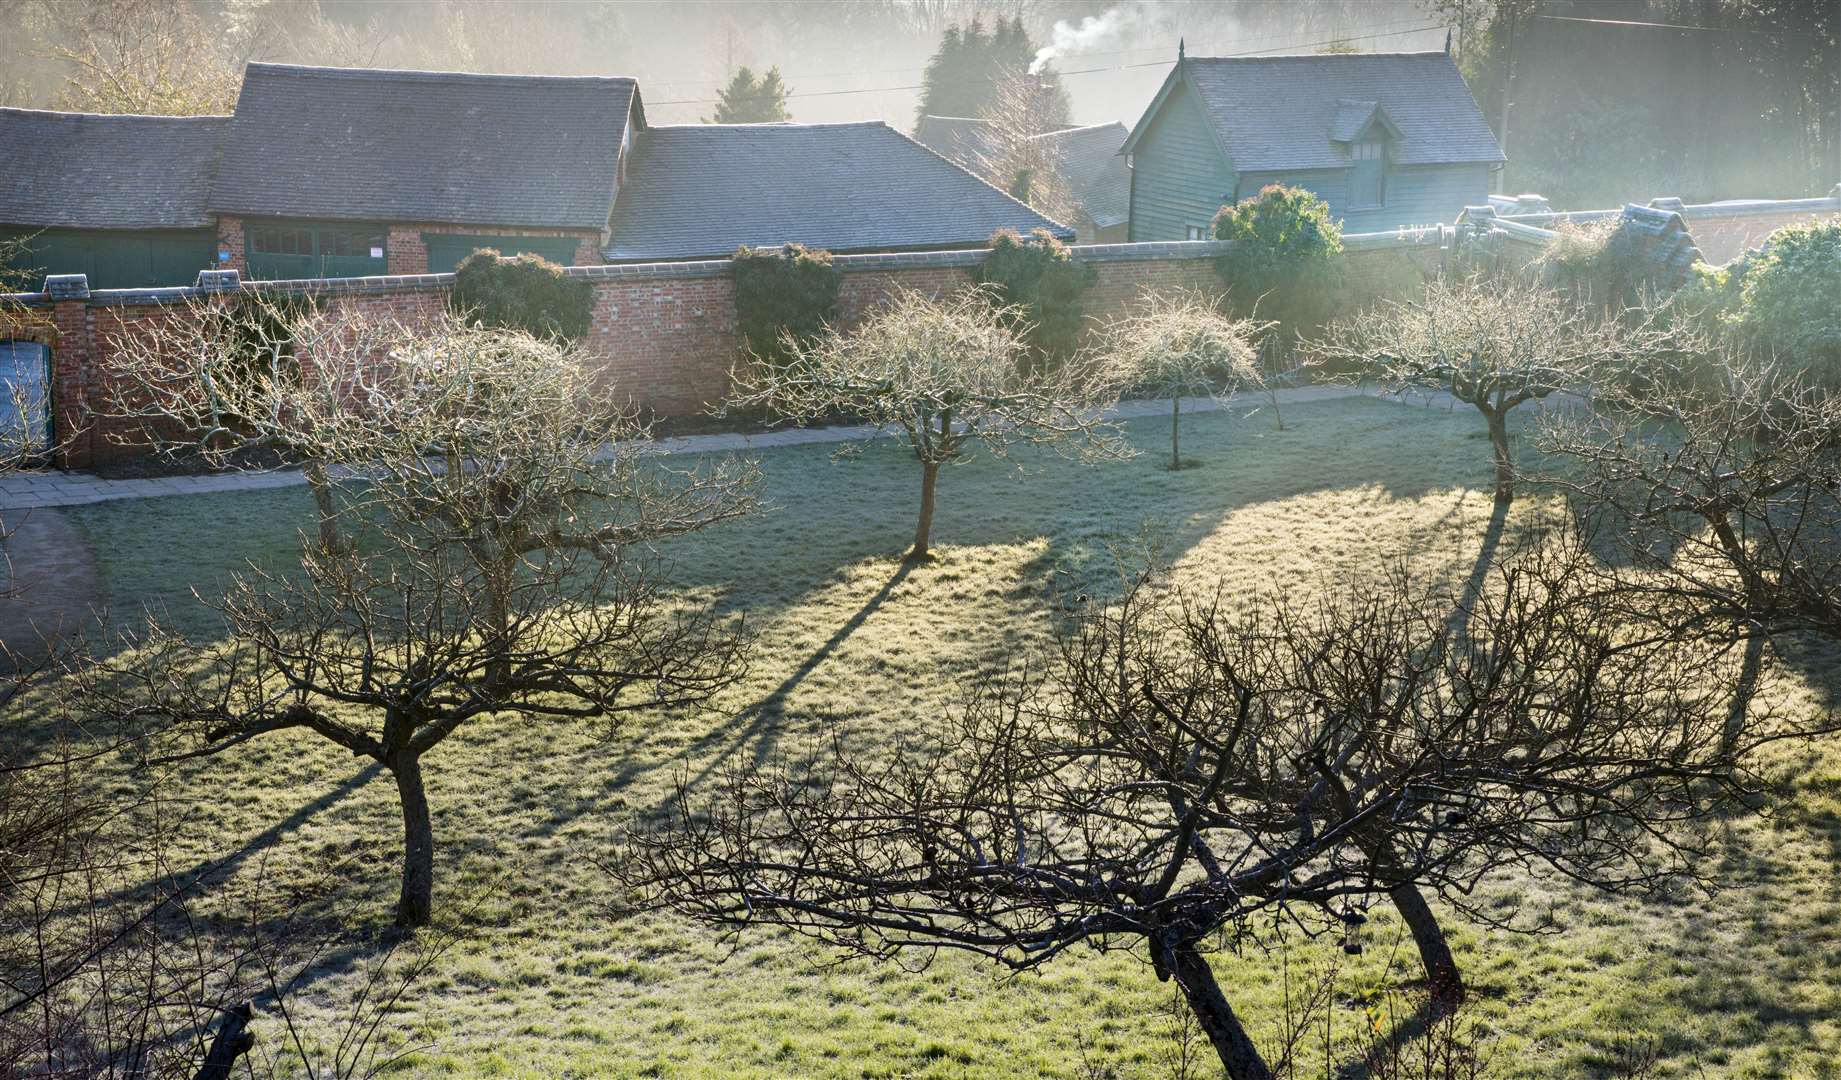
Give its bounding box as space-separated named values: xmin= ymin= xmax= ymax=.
xmin=246 ymin=223 xmax=387 ymax=280
xmin=423 ymin=233 xmax=583 ymax=274
xmin=2 ymin=229 xmax=214 ymax=290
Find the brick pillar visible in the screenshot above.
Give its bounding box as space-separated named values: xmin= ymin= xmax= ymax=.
xmin=43 ymin=274 xmax=93 ymax=470
xmin=215 ymin=214 xmax=248 ymax=275
xmin=387 ymin=226 xmax=429 ymax=275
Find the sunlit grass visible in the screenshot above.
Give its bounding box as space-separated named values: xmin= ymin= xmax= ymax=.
xmin=48 ymin=396 xmax=1841 ymax=1077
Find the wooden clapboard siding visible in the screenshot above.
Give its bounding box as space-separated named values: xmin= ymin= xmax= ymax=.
xmin=1127 ymin=80 xmax=1236 ymax=243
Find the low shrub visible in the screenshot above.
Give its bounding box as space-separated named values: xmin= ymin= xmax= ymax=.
xmin=450 ymin=249 xmax=594 ymax=340
xmin=733 ymin=243 xmax=841 ymax=365
xmin=972 ymin=228 xmax=1097 ymax=366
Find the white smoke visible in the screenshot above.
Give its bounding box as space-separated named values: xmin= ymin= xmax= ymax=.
xmin=1029 ymin=4 xmax=1147 ymax=75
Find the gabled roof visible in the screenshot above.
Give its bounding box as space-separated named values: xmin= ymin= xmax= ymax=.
xmin=1035 ymin=122 xmax=1130 ymax=229
xmin=211 ymin=63 xmax=641 ymax=229
xmin=603 ymin=121 xmax=1073 ymax=261
xmin=0 ymin=109 xmax=227 ymax=230
xmin=1122 ymin=51 xmax=1504 ymax=172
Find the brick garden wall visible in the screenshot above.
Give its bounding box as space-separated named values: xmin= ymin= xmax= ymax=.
xmin=4 ymin=235 xmax=1452 ymax=468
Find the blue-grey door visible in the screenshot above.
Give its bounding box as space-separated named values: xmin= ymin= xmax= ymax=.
xmin=0 ymin=340 xmax=51 ymax=456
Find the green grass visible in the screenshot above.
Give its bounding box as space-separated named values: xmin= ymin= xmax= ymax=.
xmin=50 ymin=397 xmax=1841 ymax=1077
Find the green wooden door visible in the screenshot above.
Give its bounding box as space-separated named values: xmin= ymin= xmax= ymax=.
xmin=423 ymin=233 xmax=581 ymax=274
xmin=246 ymin=223 xmax=386 ymax=280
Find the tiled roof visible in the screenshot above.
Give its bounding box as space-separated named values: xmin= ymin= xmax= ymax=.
xmin=1172 ymin=52 xmax=1504 ymax=171
xmin=1035 ymin=122 xmax=1130 ymax=228
xmin=912 ymin=115 xmax=1001 ymax=169
xmin=603 ymin=121 xmax=1073 ymax=261
xmin=0 ymin=109 xmax=227 ymax=229
xmin=211 ymin=63 xmax=639 ymax=229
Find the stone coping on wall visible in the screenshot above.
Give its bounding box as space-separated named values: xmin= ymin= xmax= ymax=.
xmin=0 ymin=230 xmax=1449 ymax=308
xmin=1479 ymin=187 xmax=1841 ymax=230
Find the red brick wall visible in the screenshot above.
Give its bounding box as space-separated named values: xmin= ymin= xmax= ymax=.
xmin=1685 ymin=210 xmax=1841 ymax=266
xmin=38 ymin=239 xmax=1448 ymax=466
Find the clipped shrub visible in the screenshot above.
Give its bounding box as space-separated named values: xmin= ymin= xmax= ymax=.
xmin=733 ymin=243 xmax=841 ymax=365
xmin=450 ymin=249 xmax=594 ymax=340
xmin=1732 ymin=219 xmax=1841 ymax=379
xmin=971 ymin=228 xmax=1097 ymax=365
xmin=1212 ymin=185 xmax=1343 ymax=342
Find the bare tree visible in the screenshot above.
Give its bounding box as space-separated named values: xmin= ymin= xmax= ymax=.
xmin=1101 ymin=291 xmax=1267 ymax=469
xmin=97 ymin=294 xmax=368 ymax=553
xmin=79 ymin=312 xmax=757 ymax=927
xmin=1535 ymin=347 xmax=1841 ymax=643
xmin=1314 ymin=276 xmax=1686 ymax=504
xmin=44 ymin=0 xmax=241 ymax=115
xmin=974 ymin=71 xmax=1078 ymax=223
xmin=727 ymin=288 xmax=1129 ymax=560
xmin=620 ymin=540 xmax=1812 ymax=1079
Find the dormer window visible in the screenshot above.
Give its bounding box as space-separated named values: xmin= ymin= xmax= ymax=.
xmin=1350 ymin=138 xmax=1386 ymax=208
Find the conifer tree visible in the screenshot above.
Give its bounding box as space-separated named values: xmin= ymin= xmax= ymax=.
xmin=706 ymin=65 xmax=790 ymax=124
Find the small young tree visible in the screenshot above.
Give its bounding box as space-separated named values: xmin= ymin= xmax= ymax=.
xmin=81 ymin=312 xmax=757 ymax=927
xmin=1315 ymin=276 xmax=1685 ymax=504
xmin=622 ymin=543 xmax=1807 ymax=1079
xmin=1101 ymin=291 xmax=1266 ymax=469
xmin=705 ymin=65 xmax=791 ymax=124
xmin=727 ymin=288 xmax=1129 ymax=561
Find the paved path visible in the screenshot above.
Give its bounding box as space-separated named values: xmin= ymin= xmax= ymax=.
xmin=0 ymin=385 xmax=1369 ymax=512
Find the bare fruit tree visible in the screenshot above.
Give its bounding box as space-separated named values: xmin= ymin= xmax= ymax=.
xmin=78 ymin=311 xmax=758 ymax=927
xmin=1101 ymin=291 xmax=1267 ymax=469
xmin=1536 ymin=348 xmax=1841 ymax=642
xmin=620 ymin=542 xmax=1809 ymax=1080
xmin=1315 ymin=276 xmax=1686 ymax=504
xmin=728 ymin=288 xmax=1130 ymax=560
xmin=94 ymin=293 xmax=409 ymax=554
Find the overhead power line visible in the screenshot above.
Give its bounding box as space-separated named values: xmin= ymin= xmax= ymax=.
xmin=1530 ymin=14 xmax=1787 ymax=36
xmin=647 ymin=22 xmax=1446 ymax=107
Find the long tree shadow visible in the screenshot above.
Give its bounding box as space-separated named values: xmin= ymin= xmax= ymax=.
xmin=583 ymin=559 xmax=918 ymax=821
xmin=1444 ymin=493 xmax=1512 ymax=645
xmin=58 ymin=761 xmax=385 ymax=918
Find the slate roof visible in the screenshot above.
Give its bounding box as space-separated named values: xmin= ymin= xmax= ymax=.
xmin=913 ymin=115 xmax=1001 ymax=170
xmin=604 ymin=122 xmax=1073 ymax=261
xmin=1128 ymin=51 xmax=1504 ymax=172
xmin=1036 ymin=122 xmax=1130 ymax=229
xmin=211 ymin=63 xmax=640 ymax=229
xmin=0 ymin=109 xmax=227 ymax=230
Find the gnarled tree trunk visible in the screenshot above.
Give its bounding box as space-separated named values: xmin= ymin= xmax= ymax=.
xmin=911 ymin=460 xmax=940 ymax=561
xmin=1485 ymin=408 xmax=1514 ymax=504
xmin=1387 ymin=881 xmax=1464 ymax=1012
xmin=392 ymin=756 xmax=435 ymax=928
xmin=1167 ymin=942 xmax=1275 ymax=1080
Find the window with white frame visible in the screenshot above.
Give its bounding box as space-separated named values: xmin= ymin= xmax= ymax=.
xmin=1184 ymin=224 xmax=1209 ymax=240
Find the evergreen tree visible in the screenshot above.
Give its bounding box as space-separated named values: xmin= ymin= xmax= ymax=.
xmin=706 ymin=65 xmax=791 ymax=124
xmin=915 ymin=16 xmax=1068 ymax=131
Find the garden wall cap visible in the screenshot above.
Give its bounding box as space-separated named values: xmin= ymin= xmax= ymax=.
xmin=43 ymin=274 xmax=90 ymax=300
